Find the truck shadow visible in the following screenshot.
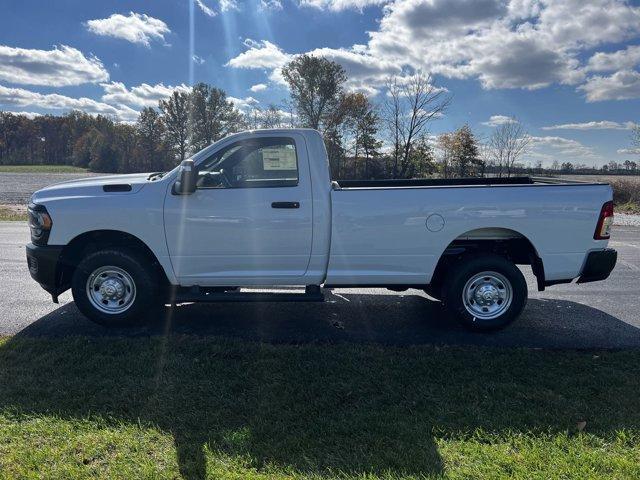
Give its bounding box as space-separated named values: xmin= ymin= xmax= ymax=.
xmin=19 ymin=293 xmax=640 ymax=349
xmin=2 ymin=296 xmax=640 ymax=478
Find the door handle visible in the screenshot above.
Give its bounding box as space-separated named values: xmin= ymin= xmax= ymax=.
xmin=271 ymin=201 xmax=300 ymax=209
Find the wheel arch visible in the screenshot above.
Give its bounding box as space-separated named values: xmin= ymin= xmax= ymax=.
xmin=430 ymin=227 xmax=546 ymax=296
xmin=57 ymin=230 xmax=171 ymax=293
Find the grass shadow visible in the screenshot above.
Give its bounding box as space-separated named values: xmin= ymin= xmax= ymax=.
xmin=1 ymin=322 xmax=640 ymax=477
xmin=3 ymin=295 xmax=640 ymax=477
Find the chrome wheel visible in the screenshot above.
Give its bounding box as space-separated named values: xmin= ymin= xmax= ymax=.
xmin=86 ymin=266 xmax=136 ymax=314
xmin=462 ymin=271 xmax=512 ymax=320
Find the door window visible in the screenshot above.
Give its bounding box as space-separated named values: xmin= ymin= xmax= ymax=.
xmin=197 ymin=138 xmax=298 ymax=188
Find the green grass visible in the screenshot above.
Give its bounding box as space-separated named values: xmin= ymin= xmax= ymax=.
xmin=0 ymin=336 xmax=639 ymax=479
xmin=0 ymin=206 xmax=27 ymax=221
xmin=0 ymin=164 xmax=87 ymax=173
xmin=616 ymin=202 xmax=640 ymax=214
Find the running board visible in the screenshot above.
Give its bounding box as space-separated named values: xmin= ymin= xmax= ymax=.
xmin=173 ymin=287 xmax=324 ymax=303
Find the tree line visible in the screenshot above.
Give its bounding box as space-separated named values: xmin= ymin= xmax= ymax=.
xmin=1 ymin=55 xmax=636 ymax=178
xmin=0 ymin=84 xmax=246 ymax=173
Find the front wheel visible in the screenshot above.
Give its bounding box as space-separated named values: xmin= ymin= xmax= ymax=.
xmin=71 ymin=248 xmax=160 ymax=327
xmin=442 ymin=254 xmax=527 ymax=332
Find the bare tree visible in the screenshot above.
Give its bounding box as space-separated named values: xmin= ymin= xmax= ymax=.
xmin=245 ymin=108 xmax=262 ymax=130
xmin=488 ymin=119 xmax=531 ymax=177
xmin=261 ymin=104 xmax=284 ymax=129
xmin=383 ymin=73 xmax=450 ymax=178
xmin=280 ymin=98 xmax=298 ymax=128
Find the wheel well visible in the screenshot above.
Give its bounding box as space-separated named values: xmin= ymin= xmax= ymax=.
xmin=429 ymin=228 xmax=545 ymax=296
xmin=57 ymin=230 xmax=170 ymax=291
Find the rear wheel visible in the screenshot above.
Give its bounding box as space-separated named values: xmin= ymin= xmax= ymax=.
xmin=442 ymin=254 xmax=527 ymax=331
xmin=72 ymin=248 xmax=160 ymax=327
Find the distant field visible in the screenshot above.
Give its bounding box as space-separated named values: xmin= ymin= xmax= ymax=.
xmin=0 ymin=171 xmax=99 ymax=205
xmin=559 ymin=175 xmax=640 ymax=214
xmin=558 ymin=175 xmax=640 ymax=184
xmin=0 ymin=165 xmax=88 ymax=173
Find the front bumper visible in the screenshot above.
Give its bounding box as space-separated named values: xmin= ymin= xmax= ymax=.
xmin=26 ymin=243 xmax=64 ymax=297
xmin=576 ymin=248 xmax=617 ymax=284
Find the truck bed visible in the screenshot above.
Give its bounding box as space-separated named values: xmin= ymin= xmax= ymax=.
xmin=326 ymin=177 xmax=613 ymax=285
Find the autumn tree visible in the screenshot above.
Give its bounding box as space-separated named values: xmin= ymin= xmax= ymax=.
xmin=440 ymin=125 xmax=484 ymax=178
xmin=340 ymin=92 xmax=381 ymax=178
xmin=160 ymin=90 xmax=190 ymax=162
xmin=282 ymin=54 xmax=347 ymax=131
xmin=406 ymin=137 xmax=437 ymax=178
xmin=135 ymin=107 xmax=168 ymax=171
xmin=189 ymin=83 xmax=244 ymax=151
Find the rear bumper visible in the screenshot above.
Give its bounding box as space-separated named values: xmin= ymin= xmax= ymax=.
xmin=576 ymin=248 xmax=617 ymax=284
xmin=26 ymin=243 xmax=64 ymax=296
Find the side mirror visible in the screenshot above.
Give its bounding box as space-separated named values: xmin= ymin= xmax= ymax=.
xmin=172 ymin=159 xmax=197 ymax=195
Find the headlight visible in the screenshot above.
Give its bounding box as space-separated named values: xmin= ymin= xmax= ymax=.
xmin=28 ymin=204 xmax=52 ymax=245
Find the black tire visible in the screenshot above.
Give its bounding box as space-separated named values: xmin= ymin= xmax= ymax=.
xmin=71 ymin=248 xmax=160 ymax=327
xmin=442 ymin=254 xmax=527 ymax=332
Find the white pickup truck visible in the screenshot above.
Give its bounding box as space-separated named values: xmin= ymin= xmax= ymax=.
xmin=26 ymin=128 xmax=617 ymax=331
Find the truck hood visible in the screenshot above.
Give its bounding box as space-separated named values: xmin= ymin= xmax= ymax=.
xmin=31 ymin=173 xmax=153 ymax=203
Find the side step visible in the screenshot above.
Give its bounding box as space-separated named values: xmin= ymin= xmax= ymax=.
xmin=173 ymin=286 xmax=324 ymax=303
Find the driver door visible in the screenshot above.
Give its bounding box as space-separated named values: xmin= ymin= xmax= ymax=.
xmin=163 ymin=134 xmax=313 ymax=286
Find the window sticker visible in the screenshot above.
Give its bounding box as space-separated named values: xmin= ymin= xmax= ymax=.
xmin=262 ymin=146 xmax=297 ymax=171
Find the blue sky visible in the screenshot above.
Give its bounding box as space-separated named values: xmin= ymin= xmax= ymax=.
xmin=1 ymin=0 xmax=640 ymax=166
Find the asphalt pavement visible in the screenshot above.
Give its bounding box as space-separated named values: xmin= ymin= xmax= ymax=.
xmin=1 ymin=221 xmax=639 ymax=348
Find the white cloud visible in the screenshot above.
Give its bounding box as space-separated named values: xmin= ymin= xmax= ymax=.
xmin=506 ymin=0 xmax=542 ymax=21
xmin=587 ymin=45 xmax=640 ymax=72
xmin=86 ymin=12 xmax=170 ymax=47
xmin=364 ymin=0 xmax=640 ymax=91
xmin=227 ymin=0 xmax=640 ymax=100
xmin=299 ymin=0 xmax=388 ymax=10
xmin=0 ymin=84 xmax=138 ymax=122
xmin=101 ymin=82 xmax=190 ymax=108
xmin=306 ymin=46 xmax=402 ymax=93
xmin=227 ymin=40 xmax=402 ymax=93
xmin=226 ymin=40 xmax=292 ymax=69
xmin=617 ymin=148 xmax=640 ymax=155
xmin=219 ymin=0 xmax=240 ymax=11
xmin=260 ymin=0 xmax=283 ymax=10
xmin=481 ymin=115 xmax=518 ymax=127
xmin=195 ymin=0 xmax=216 ymax=16
xmin=228 ymin=95 xmax=259 ymax=111
xmin=579 ymin=70 xmax=640 ymax=101
xmin=4 ymin=111 xmax=41 ymax=119
xmin=542 ymin=120 xmax=636 ymax=130
xmin=0 ymin=44 xmax=108 ymax=87
xmin=192 ymin=54 xmax=206 ymax=65
xmin=249 ymin=83 xmax=268 ymax=92
xmin=527 ymin=135 xmax=596 ymax=158
xmin=196 ymin=0 xmax=240 ymax=16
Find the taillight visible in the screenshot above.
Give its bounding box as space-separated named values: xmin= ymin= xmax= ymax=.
xmin=594 ymin=201 xmax=614 ymax=240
